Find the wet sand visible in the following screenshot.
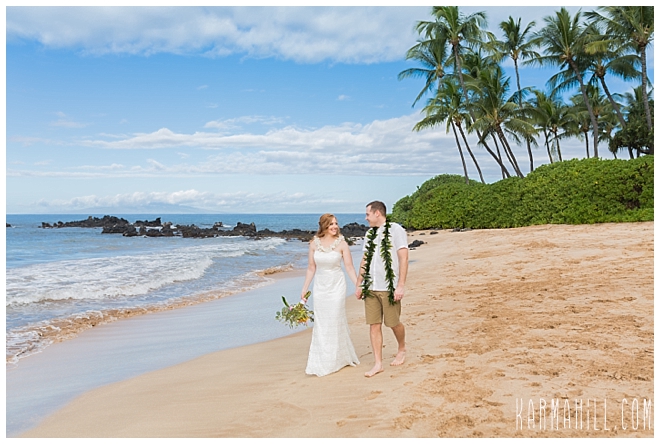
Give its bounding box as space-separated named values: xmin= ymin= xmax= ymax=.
xmin=7 ymin=263 xmax=296 ymax=364
xmin=21 ymin=223 xmax=654 ymax=437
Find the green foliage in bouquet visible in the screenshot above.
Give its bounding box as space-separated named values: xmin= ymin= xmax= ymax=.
xmin=391 ymin=156 xmax=653 ymax=229
xmin=275 ymin=291 xmax=314 ymax=329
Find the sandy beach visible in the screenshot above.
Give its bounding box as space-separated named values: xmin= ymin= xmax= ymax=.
xmin=21 ymin=222 xmax=654 ymax=437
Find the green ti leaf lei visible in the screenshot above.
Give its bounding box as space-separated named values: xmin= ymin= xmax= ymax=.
xmin=360 ymin=219 xmax=397 ymax=306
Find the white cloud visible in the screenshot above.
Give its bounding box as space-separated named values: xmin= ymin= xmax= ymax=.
xmin=197 ymin=84 xmax=208 ymax=90
xmin=9 ymin=136 xmax=59 ymax=146
xmin=49 ymin=111 xmax=88 ymax=128
xmin=146 ymin=159 xmax=167 ymax=170
xmin=89 ymin=114 xmax=443 ymax=152
xmin=6 ymin=6 xmax=427 ymax=63
xmin=337 ymin=95 xmax=350 ymax=101
xmin=33 ymin=189 xmax=345 ymax=213
xmin=9 ymin=110 xmax=605 ymax=181
xmin=203 ymin=115 xmax=286 ymax=130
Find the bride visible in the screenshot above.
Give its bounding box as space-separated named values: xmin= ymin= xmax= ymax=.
xmin=300 ymin=214 xmax=360 ymax=376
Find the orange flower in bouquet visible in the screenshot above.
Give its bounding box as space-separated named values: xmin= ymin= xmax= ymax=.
xmin=275 ymin=291 xmax=314 ymax=328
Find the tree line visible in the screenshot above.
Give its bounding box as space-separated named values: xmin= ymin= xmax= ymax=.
xmin=399 ymin=6 xmax=654 ymax=184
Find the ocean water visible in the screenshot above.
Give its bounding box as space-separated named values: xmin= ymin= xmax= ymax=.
xmin=5 ymin=213 xmax=365 ymax=364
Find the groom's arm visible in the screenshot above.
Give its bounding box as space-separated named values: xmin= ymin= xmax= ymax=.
xmin=394 ymin=247 xmax=408 ymax=301
xmin=355 ymin=256 xmax=366 ymax=299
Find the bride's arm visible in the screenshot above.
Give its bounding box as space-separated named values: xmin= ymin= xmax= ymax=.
xmin=300 ymin=241 xmax=316 ymax=302
xmin=340 ymin=240 xmax=358 ymax=286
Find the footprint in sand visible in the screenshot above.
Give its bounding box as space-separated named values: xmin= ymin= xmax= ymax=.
xmin=366 ymin=390 xmax=382 ymax=400
xmin=336 ymin=415 xmax=358 ymax=427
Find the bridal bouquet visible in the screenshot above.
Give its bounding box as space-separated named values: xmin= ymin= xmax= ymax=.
xmin=275 ymin=291 xmax=314 ymax=328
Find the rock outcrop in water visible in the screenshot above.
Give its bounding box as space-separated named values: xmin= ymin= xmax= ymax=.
xmin=41 ymin=215 xmax=131 ymax=229
xmin=40 ymin=215 xmax=370 ymax=242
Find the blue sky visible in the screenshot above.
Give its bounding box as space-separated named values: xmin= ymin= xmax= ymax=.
xmin=4 ymin=5 xmax=654 ymax=214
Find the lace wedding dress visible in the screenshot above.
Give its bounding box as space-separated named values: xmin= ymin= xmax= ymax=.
xmin=305 ymin=236 xmax=360 ymax=377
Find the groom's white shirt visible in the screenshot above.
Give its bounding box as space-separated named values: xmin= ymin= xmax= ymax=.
xmin=362 ymin=222 xmax=408 ymax=291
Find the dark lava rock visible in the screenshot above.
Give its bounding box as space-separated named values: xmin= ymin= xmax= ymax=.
xmin=232 ymin=222 xmax=257 ymax=236
xmin=122 ymin=225 xmax=139 ymax=237
xmin=6 ymin=223 xmax=11 ymax=228
xmin=160 ymin=223 xmax=175 ymax=237
xmin=341 ymin=222 xmax=369 ymax=238
xmin=40 ymin=214 xmax=370 ymax=242
xmin=430 ymin=231 xmax=439 ymax=235
xmin=134 ymin=217 xmax=162 ymax=227
xmin=408 ymin=239 xmax=425 ymax=249
xmin=178 ymin=224 xmax=218 ymax=238
xmin=42 ymin=215 xmax=132 ymax=229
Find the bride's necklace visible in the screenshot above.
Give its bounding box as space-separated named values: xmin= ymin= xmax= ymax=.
xmin=361 ymin=219 xmax=396 ymax=305
xmin=315 ymin=235 xmax=342 ymax=253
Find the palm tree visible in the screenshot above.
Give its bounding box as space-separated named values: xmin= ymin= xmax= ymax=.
xmin=533 ymin=7 xmax=601 ymax=158
xmin=398 ymin=36 xmax=449 ymax=107
xmin=599 ymin=104 xmax=623 ymax=159
xmin=414 ymin=81 xmax=469 ymax=184
xmin=417 ymin=6 xmax=490 ymax=96
xmin=585 ymin=6 xmax=654 ymax=132
xmin=567 ymin=95 xmax=592 ymax=158
xmin=490 ymin=16 xmax=540 ymax=172
xmin=468 ymin=65 xmax=536 ymax=178
xmin=416 ymin=7 xmax=512 ymax=176
xmin=581 ymin=22 xmax=640 ymax=129
xmin=414 ymin=77 xmax=486 ymax=184
xmin=528 ymin=89 xmax=570 ymax=163
xmin=611 ymin=85 xmax=655 ymax=157
xmin=570 ymin=84 xmax=613 ymax=158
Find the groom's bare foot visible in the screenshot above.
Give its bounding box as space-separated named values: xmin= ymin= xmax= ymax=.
xmin=391 ymin=350 xmax=406 ymax=366
xmin=364 ymin=364 xmax=384 ymax=377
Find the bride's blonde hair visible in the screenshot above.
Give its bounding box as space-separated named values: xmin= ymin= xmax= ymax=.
xmin=316 ymin=213 xmax=340 ymax=238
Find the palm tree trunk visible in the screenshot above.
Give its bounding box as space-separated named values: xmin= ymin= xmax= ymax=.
xmin=525 ymin=137 xmax=534 ymax=173
xmin=584 ymin=132 xmax=590 ymax=158
xmin=450 ymin=121 xmax=470 ymax=184
xmin=543 ymin=134 xmax=555 ymax=164
xmin=456 ymin=121 xmax=485 ymax=183
xmin=496 ymin=126 xmax=524 ymax=177
xmin=499 ymin=136 xmax=517 ymax=174
xmin=514 ymin=59 xmax=534 ymax=172
xmin=599 ymin=76 xmax=626 ymax=128
xmin=628 ymin=147 xmax=634 ymax=159
xmin=543 ymin=129 xmax=553 ymax=163
xmin=569 ymin=59 xmax=599 ymax=157
xmin=554 ymin=132 xmax=563 ymax=162
xmin=640 ymin=45 xmax=653 ymax=133
xmin=470 ymin=123 xmax=510 ymax=178
xmin=492 ymin=136 xmax=511 ymax=179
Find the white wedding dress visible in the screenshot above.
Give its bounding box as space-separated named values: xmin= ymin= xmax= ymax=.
xmin=305 ymin=236 xmax=360 ymax=377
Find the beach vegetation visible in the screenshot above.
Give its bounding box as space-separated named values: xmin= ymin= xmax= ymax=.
xmin=399 ymin=6 xmax=654 ymax=177
xmin=391 ymin=156 xmax=653 ymax=229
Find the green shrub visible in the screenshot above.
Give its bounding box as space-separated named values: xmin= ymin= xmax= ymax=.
xmin=392 ymin=156 xmax=654 ymax=229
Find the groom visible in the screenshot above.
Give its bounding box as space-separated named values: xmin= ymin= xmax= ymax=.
xmin=355 ymin=201 xmax=408 ymax=377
